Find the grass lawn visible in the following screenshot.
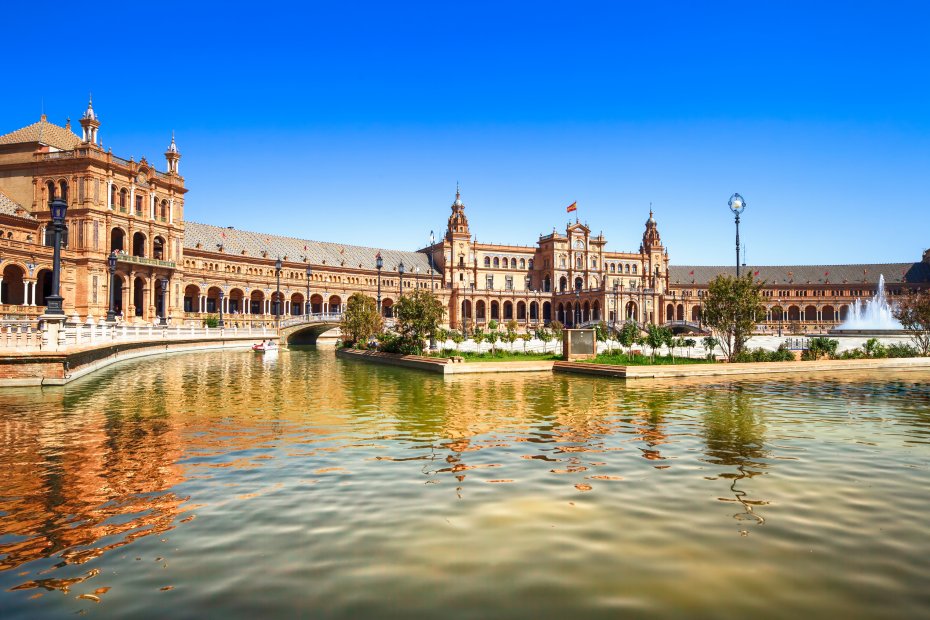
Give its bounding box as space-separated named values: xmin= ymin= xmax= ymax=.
xmin=585 ymin=352 xmax=715 ymax=366
xmin=434 ymin=350 xmax=561 ymax=362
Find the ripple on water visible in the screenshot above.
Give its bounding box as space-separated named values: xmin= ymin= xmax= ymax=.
xmin=0 ymin=350 xmax=929 ymax=619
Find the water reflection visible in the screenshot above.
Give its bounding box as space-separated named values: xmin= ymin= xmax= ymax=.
xmin=1 ymin=351 xmax=929 ymax=619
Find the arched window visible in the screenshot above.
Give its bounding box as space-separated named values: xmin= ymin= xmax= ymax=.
xmin=59 ymin=181 xmax=68 ymax=203
xmin=625 ymin=264 xmax=630 ymax=273
xmin=119 ymin=189 xmax=127 ymax=212
xmin=591 ymin=258 xmax=597 ymax=269
xmin=528 ymin=259 xmax=534 ymax=269
xmin=493 ymin=257 xmax=499 ymax=268
xmin=574 ymin=277 xmax=583 ymax=291
xmin=110 ymin=185 xmax=116 ymax=208
xmin=46 ymin=181 xmax=55 ymax=204
xmin=160 ymin=200 xmax=168 ymax=221
xmin=519 ymin=258 xmax=526 ymax=269
xmin=632 ymin=265 xmax=637 ymax=274
xmin=510 ymin=258 xmax=517 ymax=268
xmin=576 ymin=256 xmax=583 ymax=269
xmin=610 ymin=264 xmax=615 ymax=273
xmin=484 ymin=256 xmax=491 ymax=267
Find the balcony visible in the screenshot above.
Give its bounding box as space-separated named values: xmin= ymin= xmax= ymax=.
xmin=115 ymin=253 xmax=176 ymax=269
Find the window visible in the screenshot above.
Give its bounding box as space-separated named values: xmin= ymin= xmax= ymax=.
xmin=493 ymin=257 xmax=500 ymax=268
xmin=519 ymin=258 xmax=526 ymax=269
xmin=591 ymin=258 xmax=597 ymax=269
xmin=459 ymin=255 xmax=465 ymax=267
xmin=510 ymin=258 xmax=517 ymax=268
xmin=505 ymin=276 xmax=513 ymax=290
xmin=486 ymin=275 xmax=494 ymax=290
xmin=484 ymin=256 xmax=491 ymax=267
xmin=576 ymin=256 xmax=583 ymax=269
xmin=610 ymin=264 xmax=615 ymax=273
xmin=135 ymin=195 xmax=143 ymax=216
xmin=560 ymin=257 xmax=565 ymax=268
xmin=528 ymin=259 xmax=534 ymax=269
xmin=632 ymin=265 xmax=637 ymax=274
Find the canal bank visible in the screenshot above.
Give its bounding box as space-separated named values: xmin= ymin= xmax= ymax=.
xmin=0 ymin=335 xmax=273 ymax=387
xmin=338 ymin=347 xmax=930 ymax=379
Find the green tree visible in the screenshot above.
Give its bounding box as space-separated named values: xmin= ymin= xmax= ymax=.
xmin=520 ymin=332 xmax=532 ymax=353
xmin=702 ymin=273 xmax=766 ymax=361
xmin=646 ymin=324 xmax=668 ymax=362
xmin=472 ymin=326 xmax=485 ymax=354
xmin=537 ymin=327 xmax=553 ymax=353
xmin=450 ymin=330 xmax=465 ymax=352
xmin=619 ymin=320 xmax=638 ymax=357
xmin=550 ymin=320 xmax=564 ymax=340
xmin=702 ymin=335 xmax=719 ymax=360
xmin=595 ymin=321 xmax=609 ymax=343
xmin=340 ymin=292 xmax=383 ymax=347
xmin=684 ymin=338 xmax=697 ymax=358
xmin=893 ymin=290 xmax=930 ymax=356
xmin=393 ymin=288 xmax=444 ymax=354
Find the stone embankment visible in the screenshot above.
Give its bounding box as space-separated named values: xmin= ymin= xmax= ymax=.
xmin=335 ymin=348 xmax=554 ymax=374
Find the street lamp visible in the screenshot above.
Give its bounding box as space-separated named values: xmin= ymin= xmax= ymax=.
xmin=429 ymin=230 xmax=435 ymax=291
xmin=107 ymin=252 xmax=118 ymax=322
xmin=613 ymin=280 xmax=619 ymax=325
xmin=728 ymin=192 xmax=746 ymax=277
xmin=45 ymin=197 xmax=68 ymax=315
xmin=415 ymin=266 xmax=420 ymax=290
xmin=575 ymin=281 xmax=581 ymax=326
xmin=218 ymin=287 xmax=225 ymax=328
xmin=398 ymin=261 xmax=406 ymax=297
xmin=305 ymin=264 xmax=312 ymax=315
xmin=160 ymin=277 xmax=170 ymax=326
xmin=274 ymin=257 xmax=282 ymax=327
xmin=375 ymin=252 xmax=383 ymax=315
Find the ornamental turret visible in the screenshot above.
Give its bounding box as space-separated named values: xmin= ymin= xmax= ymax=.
xmin=445 ymin=183 xmax=470 ymax=240
xmin=165 ymin=132 xmax=181 ymax=175
xmin=79 ymin=95 xmax=100 ymax=146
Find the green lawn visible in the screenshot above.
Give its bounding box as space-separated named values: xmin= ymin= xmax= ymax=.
xmin=585 ymin=352 xmax=715 ymax=366
xmin=433 ymin=350 xmax=560 ymax=363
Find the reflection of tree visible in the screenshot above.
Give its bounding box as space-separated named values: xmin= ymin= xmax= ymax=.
xmin=701 ymin=385 xmax=769 ymax=529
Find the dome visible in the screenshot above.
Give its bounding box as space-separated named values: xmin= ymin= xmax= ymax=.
xmin=167 ymin=133 xmax=179 ymax=153
xmin=645 ymin=209 xmax=656 ymax=226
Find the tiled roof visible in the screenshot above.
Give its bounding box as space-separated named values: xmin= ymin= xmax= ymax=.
xmin=0 ymin=117 xmax=82 ymax=150
xmin=0 ymin=190 xmax=35 ymax=220
xmin=183 ymin=222 xmax=433 ymax=273
xmin=669 ymin=263 xmax=930 ymax=286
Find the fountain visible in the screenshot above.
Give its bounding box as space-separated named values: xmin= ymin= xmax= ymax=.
xmin=831 ymin=274 xmax=905 ymax=334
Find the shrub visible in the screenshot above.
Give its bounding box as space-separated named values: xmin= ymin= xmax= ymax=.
xmin=864 ymin=338 xmax=887 ymax=359
xmin=807 ymin=337 xmax=839 ymax=360
xmin=203 ymin=314 xmax=220 ymax=328
xmin=886 ymin=342 xmax=919 ymax=358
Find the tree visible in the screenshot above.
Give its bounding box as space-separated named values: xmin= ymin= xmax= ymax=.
xmin=893 ymin=290 xmax=930 ymax=356
xmin=537 ymin=327 xmax=553 ymax=352
xmin=393 ymin=288 xmax=444 ymax=354
xmin=472 ymin=326 xmax=485 ymax=354
xmin=619 ymin=320 xmax=638 ymax=358
xmin=684 ymin=338 xmax=696 ymax=358
xmin=702 ymin=335 xmax=719 ymax=360
xmin=520 ymin=332 xmax=531 ymax=353
xmin=450 ymin=330 xmax=465 ymax=352
xmin=702 ymin=273 xmax=766 ymax=361
xmin=645 ymin=324 xmax=668 ymax=362
xmin=487 ymin=329 xmax=500 ymax=354
xmin=506 ymin=319 xmax=519 ymax=351
xmin=550 ymin=320 xmax=564 ymax=341
xmin=340 ymin=292 xmax=382 ymax=347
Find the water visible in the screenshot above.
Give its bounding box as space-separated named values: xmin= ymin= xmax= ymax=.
xmin=839 ymin=274 xmax=903 ymax=330
xmin=1 ymin=349 xmax=929 ymax=619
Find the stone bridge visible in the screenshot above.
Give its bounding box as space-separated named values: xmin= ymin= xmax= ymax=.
xmin=278 ymin=313 xmax=343 ymax=345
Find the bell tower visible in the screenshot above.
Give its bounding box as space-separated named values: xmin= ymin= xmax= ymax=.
xmin=165 ymin=133 xmax=181 ymax=175
xmin=79 ymin=95 xmax=100 ymax=147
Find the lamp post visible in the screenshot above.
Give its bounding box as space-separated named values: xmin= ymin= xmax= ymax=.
xmin=398 ymin=261 xmax=405 ymax=298
xmin=218 ymin=287 xmax=225 ymax=328
xmin=575 ymin=283 xmax=581 ymax=327
xmin=415 ymin=266 xmax=420 ymax=290
xmin=44 ymin=197 xmax=68 ymax=315
xmin=613 ymin=280 xmax=619 ymax=326
xmin=160 ymin=277 xmax=170 ymax=326
xmin=107 ymin=252 xmax=118 ymax=322
xmin=375 ymin=252 xmax=383 ymax=316
xmin=428 ymin=230 xmax=435 ymax=291
xmin=728 ymin=193 xmax=746 ymax=277
xmin=305 ymin=264 xmax=312 ymax=315
xmin=274 ymin=257 xmax=282 ymax=328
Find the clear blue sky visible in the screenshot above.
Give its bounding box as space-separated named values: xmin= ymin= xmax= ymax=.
xmin=5 ymin=1 xmax=929 ymax=265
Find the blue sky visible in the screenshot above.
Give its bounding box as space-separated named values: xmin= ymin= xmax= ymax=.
xmin=5 ymin=1 xmax=929 ymax=264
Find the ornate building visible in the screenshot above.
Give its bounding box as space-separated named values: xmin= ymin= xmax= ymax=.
xmin=1 ymin=101 xmax=928 ymax=336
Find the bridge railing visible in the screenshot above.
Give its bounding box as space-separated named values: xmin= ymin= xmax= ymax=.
xmin=279 ymin=312 xmax=343 ymax=328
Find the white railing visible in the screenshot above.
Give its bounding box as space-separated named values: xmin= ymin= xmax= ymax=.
xmin=0 ymin=319 xmax=270 ymax=353
xmin=279 ymin=312 xmax=343 ymax=328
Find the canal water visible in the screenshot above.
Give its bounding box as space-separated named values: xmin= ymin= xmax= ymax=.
xmin=1 ymin=348 xmax=929 ymax=619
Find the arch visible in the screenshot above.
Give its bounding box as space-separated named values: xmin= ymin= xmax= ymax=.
xmin=583 ymin=301 xmax=590 ymax=323
xmin=519 ymin=258 xmax=526 ymax=269
xmin=490 ymin=300 xmax=500 ymax=320
xmin=484 ymin=256 xmax=491 ymax=267
xmin=557 ymin=302 xmax=565 ymax=323
xmin=503 ymin=300 xmax=513 ymax=320
xmin=626 ymin=301 xmax=638 ymax=321
xmin=770 ymin=305 xmax=784 ymax=321
xmin=59 ymin=180 xmax=68 ymax=203
xmin=184 ymin=284 xmax=200 ymax=312
xmin=510 ymin=258 xmax=517 ymax=269
xmin=493 ymin=257 xmax=500 ymax=268
xmin=133 ymin=276 xmax=146 ymax=317
xmin=159 ymin=199 xmax=168 ymax=221
xmin=632 ymin=265 xmax=637 ymax=274
xmin=804 ymin=305 xmax=817 ymax=321
xmin=46 ymin=180 xmax=56 ymax=204
xmin=788 ymin=305 xmax=801 ymax=321
xmin=822 ymin=305 xmax=836 ymax=321
xmin=206 ymin=286 xmax=222 ymax=314
xmin=36 ymin=269 xmax=53 ymax=307
xmin=559 ymin=276 xmax=567 ymax=293
xmin=310 ymin=293 xmax=324 ymax=314
xmin=381 ymin=297 xmax=394 ymax=318
xmin=291 ymin=292 xmax=304 ymax=315
xmin=119 ymin=188 xmax=128 ymax=212
xmin=1 ymin=264 xmax=26 ymax=305
xmin=692 ymin=305 xmax=702 ymax=322
xmin=461 ymin=299 xmax=472 ymax=320
xmin=528 ymin=301 xmax=537 ymax=320
xmin=544 ymin=275 xmax=551 ymax=292
xmin=574 ymin=276 xmax=583 ymax=291
xmin=250 ymin=289 xmax=266 ymax=315
xmin=132 ymin=231 xmax=147 ymax=257
xmin=111 ymin=227 xmax=126 ymax=253
xmin=676 ymin=303 xmax=684 ymax=321
xmin=666 ymin=303 xmax=675 ymax=321
xmin=839 ymin=305 xmax=850 ymax=320
xmin=610 ymin=263 xmax=616 ymax=273
xmin=476 ymin=300 xmax=486 ymax=321
xmin=543 ymin=301 xmax=552 ymax=322
xmin=517 ymin=300 xmax=526 ymax=320
xmin=153 ymin=236 xmax=166 ymax=260
xmin=112 ymin=275 xmax=125 ymax=315
xmin=328 ymin=295 xmax=342 ymax=314
xmin=110 ymin=184 xmax=117 ymax=208
xmin=592 ymin=300 xmax=600 ymax=321
xmin=228 ymin=288 xmax=245 ymax=314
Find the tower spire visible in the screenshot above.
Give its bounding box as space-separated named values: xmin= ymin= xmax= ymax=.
xmin=165 ymin=132 xmax=181 ymax=174
xmin=79 ymin=93 xmax=100 ymax=145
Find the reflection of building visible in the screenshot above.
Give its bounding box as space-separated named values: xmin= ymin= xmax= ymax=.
xmin=1 ymin=102 xmax=928 ymax=331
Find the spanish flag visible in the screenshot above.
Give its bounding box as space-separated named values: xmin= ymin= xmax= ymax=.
xmin=566 ymin=201 xmax=577 ymax=213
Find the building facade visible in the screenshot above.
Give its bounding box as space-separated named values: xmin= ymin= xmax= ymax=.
xmin=1 ymin=102 xmax=928 ymax=335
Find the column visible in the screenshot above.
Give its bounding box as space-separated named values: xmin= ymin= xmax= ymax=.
xmin=28 ymin=281 xmax=35 ymax=306
xmin=0 ymin=275 xmax=4 ymax=304
xmin=107 ymin=179 xmax=113 ymax=209
xmin=169 ymin=198 xmax=174 ymax=224
xmin=200 ymin=294 xmax=206 ymax=313
xmin=150 ymin=194 xmax=156 ymax=220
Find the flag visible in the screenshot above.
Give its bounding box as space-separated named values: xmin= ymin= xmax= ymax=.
xmin=304 ymin=245 xmax=308 ymax=251
xmin=689 ymin=270 xmax=694 ymax=276
xmin=221 ymin=232 xmax=226 ymax=239
xmin=754 ymin=270 xmax=759 ymax=276
xmin=824 ymin=271 xmax=829 ymax=276
xmin=566 ymin=201 xmax=577 ymax=213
